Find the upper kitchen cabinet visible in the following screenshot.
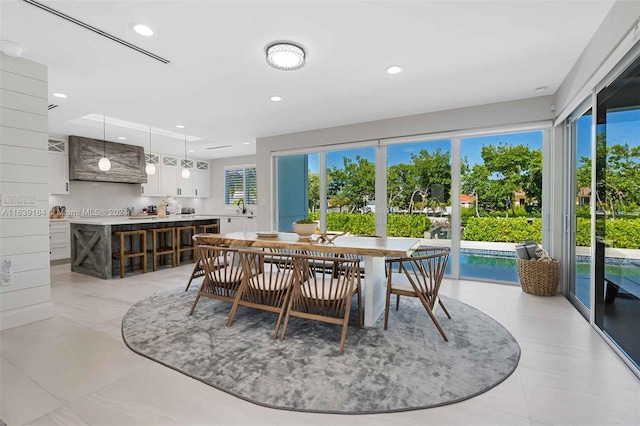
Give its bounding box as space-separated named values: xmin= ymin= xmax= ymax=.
xmin=160 ymin=155 xmax=179 ymax=196
xmin=141 ymin=153 xmax=161 ymax=196
xmin=177 ymin=159 xmax=194 ymax=197
xmin=193 ymin=161 xmax=210 ymax=198
xmin=48 ymin=139 xmax=69 ymax=194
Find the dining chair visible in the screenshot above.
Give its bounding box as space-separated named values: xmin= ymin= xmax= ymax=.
xmin=280 ymin=253 xmax=362 ymax=354
xmin=184 ymin=243 xmax=231 ymax=291
xmin=226 ymin=249 xmax=298 ymax=338
xmin=384 ymin=247 xmax=451 ymax=341
xmin=189 ymin=245 xmax=245 ymax=315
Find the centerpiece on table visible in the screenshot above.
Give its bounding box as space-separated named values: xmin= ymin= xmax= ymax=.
xmin=292 ymin=218 xmax=318 ymax=237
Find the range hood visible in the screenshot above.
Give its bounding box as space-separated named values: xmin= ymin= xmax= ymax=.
xmin=69 ymin=135 xmax=147 ymax=184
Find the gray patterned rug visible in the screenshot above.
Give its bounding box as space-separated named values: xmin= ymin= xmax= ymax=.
xmin=122 ymin=287 xmax=520 ymax=414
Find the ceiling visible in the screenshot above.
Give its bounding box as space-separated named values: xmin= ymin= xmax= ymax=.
xmin=1 ymin=0 xmax=615 ymax=159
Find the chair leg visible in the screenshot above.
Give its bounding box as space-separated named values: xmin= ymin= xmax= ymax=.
xmin=185 ymin=264 xmax=198 ymax=291
xmin=439 ymin=297 xmax=452 ymax=319
xmin=274 ymin=286 xmax=293 ymax=339
xmin=339 ymin=297 xmax=352 ymax=354
xmin=280 ymin=295 xmax=295 ymax=341
xmin=226 ymin=282 xmax=246 ymax=327
xmin=356 ymin=279 xmax=363 ymax=329
xmin=189 ymin=293 xmax=201 ymax=315
xmin=119 ymin=235 xmax=125 ymax=279
xmin=384 ymin=288 xmax=391 ymax=330
xmin=416 ymin=292 xmax=448 ymax=342
xmin=152 ymin=232 xmax=158 ymax=271
xmin=142 ymin=233 xmax=147 ymax=273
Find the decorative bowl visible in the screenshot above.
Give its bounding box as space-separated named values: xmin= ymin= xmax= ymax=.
xmin=292 ymin=222 xmax=317 ymax=237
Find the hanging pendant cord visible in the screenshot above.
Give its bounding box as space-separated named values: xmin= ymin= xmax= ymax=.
xmin=103 ymin=114 xmax=106 ymax=157
xmin=184 ymin=133 xmax=187 ymax=161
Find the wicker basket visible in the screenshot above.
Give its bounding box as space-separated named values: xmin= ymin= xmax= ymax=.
xmin=516 ymin=258 xmax=560 ymax=296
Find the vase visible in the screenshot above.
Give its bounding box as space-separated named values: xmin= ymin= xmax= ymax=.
xmin=158 ymin=205 xmax=166 ymax=218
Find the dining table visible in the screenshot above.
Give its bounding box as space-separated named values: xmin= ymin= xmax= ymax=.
xmin=193 ymin=231 xmax=422 ymax=327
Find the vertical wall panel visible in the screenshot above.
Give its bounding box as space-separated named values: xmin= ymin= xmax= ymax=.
xmin=0 ymin=52 xmax=52 ymax=331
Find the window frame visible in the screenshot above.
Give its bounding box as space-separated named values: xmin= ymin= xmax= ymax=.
xmin=224 ymin=164 xmax=257 ymax=207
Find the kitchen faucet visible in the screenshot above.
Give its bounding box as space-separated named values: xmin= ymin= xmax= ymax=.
xmin=237 ymin=199 xmax=246 ymax=214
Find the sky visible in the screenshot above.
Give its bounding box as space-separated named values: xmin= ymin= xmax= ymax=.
xmin=306 ymin=109 xmax=639 ymax=174
xmin=307 ymin=132 xmax=544 ymax=173
xmin=576 ymin=109 xmax=640 ymax=163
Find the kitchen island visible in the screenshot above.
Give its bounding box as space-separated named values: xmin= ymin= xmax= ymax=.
xmin=69 ymin=215 xmax=220 ymax=279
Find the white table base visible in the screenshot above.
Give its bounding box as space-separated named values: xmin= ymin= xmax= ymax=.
xmin=364 ymin=256 xmax=386 ymax=327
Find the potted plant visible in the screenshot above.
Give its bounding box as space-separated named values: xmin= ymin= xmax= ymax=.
xmin=292 ymin=219 xmax=318 ymax=237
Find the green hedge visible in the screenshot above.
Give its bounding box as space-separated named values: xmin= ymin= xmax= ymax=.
xmin=308 ymin=213 xmax=640 ymax=248
xmin=308 ymin=212 xmax=431 ymax=238
xmin=463 ymin=217 xmax=542 ymax=243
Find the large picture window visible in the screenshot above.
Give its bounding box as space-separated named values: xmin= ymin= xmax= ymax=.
xmin=225 ymin=165 xmax=257 ymax=206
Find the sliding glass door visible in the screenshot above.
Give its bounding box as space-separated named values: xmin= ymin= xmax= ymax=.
xmin=567 ymin=107 xmax=593 ymax=313
xmin=593 ymin=54 xmax=640 ymax=369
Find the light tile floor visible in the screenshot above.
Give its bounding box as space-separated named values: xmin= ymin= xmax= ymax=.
xmin=1 ymin=264 xmax=639 ymax=426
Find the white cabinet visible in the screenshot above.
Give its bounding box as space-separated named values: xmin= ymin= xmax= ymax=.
xmin=141 ymin=155 xmax=210 ymax=199
xmin=49 ymin=219 xmax=70 ymax=261
xmin=219 ymin=216 xmax=257 ymax=233
xmin=141 ymin=154 xmax=162 ymax=196
xmin=192 ymin=169 xmax=210 ymax=198
xmin=48 ymin=140 xmax=69 ymax=194
xmin=141 ymin=171 xmax=161 ymax=196
xmin=243 ymin=216 xmax=257 ymax=232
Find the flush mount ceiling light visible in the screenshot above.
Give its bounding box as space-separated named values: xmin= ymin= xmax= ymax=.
xmin=266 ymin=43 xmax=306 ymax=71
xmin=270 ymin=96 xmax=282 ymax=102
xmin=242 ymin=142 xmax=251 ymax=145
xmin=117 ymin=136 xmax=126 ymax=140
xmin=98 ymin=114 xmax=111 ymax=172
xmin=386 ymin=65 xmax=403 ymax=74
xmin=175 ymin=124 xmax=185 ymax=129
xmin=133 ymin=24 xmax=154 ymax=36
xmin=52 ymin=92 xmax=67 ymax=98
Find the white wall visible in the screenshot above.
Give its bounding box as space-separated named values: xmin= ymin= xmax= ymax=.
xmin=204 ymin=154 xmax=257 ymax=215
xmin=49 ymin=181 xmax=207 ymax=216
xmin=555 ymin=0 xmax=640 ymax=117
xmin=0 ymin=53 xmax=53 ymax=330
xmin=256 ymin=96 xmax=555 ymax=230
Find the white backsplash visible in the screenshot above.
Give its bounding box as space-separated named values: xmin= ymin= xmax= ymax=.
xmin=49 ymin=180 xmax=207 ymax=216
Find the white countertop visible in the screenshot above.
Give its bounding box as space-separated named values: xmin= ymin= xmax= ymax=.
xmin=68 ymin=215 xmax=221 ymax=226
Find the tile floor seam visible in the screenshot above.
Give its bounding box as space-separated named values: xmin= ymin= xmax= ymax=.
xmin=1 ymin=354 xmax=65 ymax=409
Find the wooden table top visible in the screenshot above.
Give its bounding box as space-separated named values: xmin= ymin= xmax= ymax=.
xmin=193 ymin=232 xmax=421 ymax=258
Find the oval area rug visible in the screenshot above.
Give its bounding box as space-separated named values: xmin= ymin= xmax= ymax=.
xmin=122 ymin=287 xmax=520 ymax=414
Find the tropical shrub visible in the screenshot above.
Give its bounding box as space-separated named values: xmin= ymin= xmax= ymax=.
xmin=463 ymin=217 xmax=542 ymax=243
xmin=308 ymin=212 xmax=431 ymax=238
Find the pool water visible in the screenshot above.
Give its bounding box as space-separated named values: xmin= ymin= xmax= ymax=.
xmin=458 ymin=254 xmax=518 ymax=283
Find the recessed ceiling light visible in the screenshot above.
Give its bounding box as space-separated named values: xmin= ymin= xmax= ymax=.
xmin=266 ymin=43 xmax=306 ymax=71
xmin=133 ymin=24 xmax=154 ymax=37
xmin=117 ymin=136 xmax=126 ymax=140
xmin=535 ymin=86 xmax=547 ymax=92
xmin=270 ymin=96 xmax=282 ymax=102
xmin=188 ymin=149 xmax=195 ymax=153
xmin=175 ymin=124 xmax=185 ymax=129
xmin=52 ymin=92 xmax=67 ymax=98
xmin=386 ymin=66 xmax=403 ymax=74
xmin=242 ymin=142 xmax=251 ymax=145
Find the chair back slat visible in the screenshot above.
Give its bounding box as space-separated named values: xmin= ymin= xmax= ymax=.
xmin=197 ymin=245 xmax=243 ymax=299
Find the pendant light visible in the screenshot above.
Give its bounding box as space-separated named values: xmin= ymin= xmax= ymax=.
xmin=98 ymin=114 xmax=111 ymax=171
xmin=181 ymin=131 xmax=190 ymax=179
xmin=145 ymin=125 xmax=156 ymax=175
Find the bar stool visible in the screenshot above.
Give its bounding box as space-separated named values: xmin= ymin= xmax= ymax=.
xmin=148 ymin=228 xmax=176 ymax=271
xmin=175 ymin=225 xmax=197 ymax=266
xmin=113 ymin=230 xmax=147 ymax=278
xmin=199 ymin=223 xmax=220 ymax=234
